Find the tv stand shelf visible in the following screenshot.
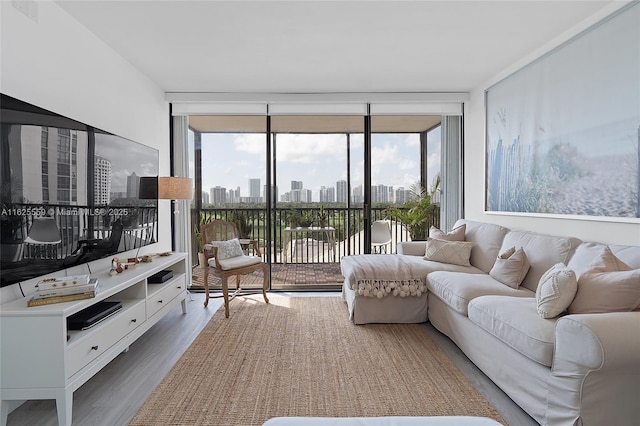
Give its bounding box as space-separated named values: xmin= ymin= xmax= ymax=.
xmin=0 ymin=253 xmax=189 ymax=426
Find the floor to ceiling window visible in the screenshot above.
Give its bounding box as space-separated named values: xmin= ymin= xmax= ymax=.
xmin=181 ymin=108 xmax=453 ymax=292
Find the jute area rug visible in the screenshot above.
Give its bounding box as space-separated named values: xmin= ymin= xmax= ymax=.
xmin=130 ymin=296 xmax=504 ymax=425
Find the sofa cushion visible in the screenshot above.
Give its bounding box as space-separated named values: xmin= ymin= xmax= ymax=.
xmin=567 ymin=242 xmax=640 ymax=277
xmin=568 ymin=246 xmax=640 ymax=314
xmin=499 ymin=230 xmax=580 ymax=292
xmin=489 ymin=247 xmax=531 ymax=288
xmin=468 ymin=296 xmax=557 ymax=367
xmin=429 ymin=224 xmax=466 ymax=241
xmin=424 ymin=239 xmax=474 ymax=266
xmin=427 ymin=271 xmax=535 ymax=316
xmin=535 ymin=263 xmax=578 ymax=318
xmin=453 ymin=220 xmax=510 ymax=273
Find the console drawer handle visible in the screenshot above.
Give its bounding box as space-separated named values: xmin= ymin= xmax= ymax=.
xmin=91 ymin=345 xmax=99 ymax=351
xmin=131 ymin=318 xmax=137 ymax=323
xmin=158 ymin=300 xmax=163 ymax=304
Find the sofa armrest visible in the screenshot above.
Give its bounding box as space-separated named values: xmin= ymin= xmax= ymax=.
xmin=397 ymin=241 xmax=427 ymax=256
xmin=553 ymin=312 xmax=640 ymax=373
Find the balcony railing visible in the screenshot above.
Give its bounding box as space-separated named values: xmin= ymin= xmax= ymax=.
xmin=190 ymin=206 xmax=440 ymax=265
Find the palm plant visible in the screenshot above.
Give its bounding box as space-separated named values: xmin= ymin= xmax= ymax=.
xmin=385 ymin=178 xmax=440 ymax=240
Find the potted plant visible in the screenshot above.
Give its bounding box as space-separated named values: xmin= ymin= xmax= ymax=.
xmin=316 ymin=205 xmax=329 ymax=228
xmin=230 ymin=212 xmax=253 ymax=239
xmin=287 ymin=209 xmax=302 ymax=228
xmin=194 ymin=213 xmax=212 ymax=267
xmin=385 ymin=179 xmax=440 ymax=240
xmin=299 ymin=211 xmax=314 ymax=228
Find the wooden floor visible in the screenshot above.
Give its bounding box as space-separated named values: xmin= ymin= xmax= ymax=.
xmin=6 ymin=292 xmax=538 ymax=426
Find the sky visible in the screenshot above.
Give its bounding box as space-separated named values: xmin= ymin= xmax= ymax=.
xmin=189 ymin=127 xmax=441 ymax=202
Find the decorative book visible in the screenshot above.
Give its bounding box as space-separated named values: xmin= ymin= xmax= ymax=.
xmin=27 ymin=292 xmax=95 ymax=307
xmin=32 ymin=278 xmax=99 ymax=300
xmin=35 ymin=274 xmax=91 ymax=291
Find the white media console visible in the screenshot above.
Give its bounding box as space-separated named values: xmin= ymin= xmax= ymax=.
xmin=0 ymin=252 xmax=189 ymax=426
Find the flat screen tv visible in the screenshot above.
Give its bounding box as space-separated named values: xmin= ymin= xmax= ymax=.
xmin=0 ymin=94 xmax=159 ymax=287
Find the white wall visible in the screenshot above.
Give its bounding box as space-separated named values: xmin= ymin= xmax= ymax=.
xmin=463 ymin=1 xmax=640 ymax=246
xmin=1 ymin=1 xmax=172 ymax=302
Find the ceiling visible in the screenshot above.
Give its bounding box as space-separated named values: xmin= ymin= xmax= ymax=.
xmin=55 ymin=1 xmax=615 ymax=94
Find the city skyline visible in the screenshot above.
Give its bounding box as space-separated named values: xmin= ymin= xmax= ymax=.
xmin=202 ymin=177 xmax=423 ymax=205
xmin=189 ymin=127 xmax=441 ymax=203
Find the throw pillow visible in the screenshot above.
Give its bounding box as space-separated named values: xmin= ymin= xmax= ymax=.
xmin=535 ymin=263 xmax=577 ymax=319
xmin=429 ymin=224 xmax=466 ymax=241
xmin=424 ymin=238 xmax=474 ymax=266
xmin=489 ymin=246 xmax=531 ymax=289
xmin=212 ymin=238 xmax=244 ymax=260
xmin=568 ymin=246 xmax=640 ymax=314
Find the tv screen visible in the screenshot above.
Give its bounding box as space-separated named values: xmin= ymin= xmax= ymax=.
xmin=0 ymin=94 xmax=159 ymax=287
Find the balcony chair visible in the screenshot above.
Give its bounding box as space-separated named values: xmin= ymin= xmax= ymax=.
xmin=371 ymin=220 xmax=392 ymax=253
xmin=201 ymin=220 xmax=269 ymax=318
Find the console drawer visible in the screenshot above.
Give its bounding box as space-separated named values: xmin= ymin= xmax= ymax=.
xmin=147 ymin=277 xmax=186 ymax=318
xmin=66 ymin=301 xmax=146 ymax=377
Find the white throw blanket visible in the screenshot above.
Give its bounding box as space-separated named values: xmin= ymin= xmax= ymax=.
xmin=341 ymin=254 xmax=429 ymax=298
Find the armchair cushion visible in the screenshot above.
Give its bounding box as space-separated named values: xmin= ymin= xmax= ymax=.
xmin=213 ymin=255 xmax=263 ymax=271
xmin=212 ymin=238 xmax=244 ymax=260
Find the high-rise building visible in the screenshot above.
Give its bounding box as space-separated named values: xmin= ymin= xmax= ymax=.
xmin=301 ymin=188 xmax=312 ymax=203
xmin=336 ymin=180 xmax=347 ymax=203
xmin=202 ymin=191 xmax=210 ymax=204
xmin=211 ymin=186 xmax=227 ymax=204
xmin=249 ymin=178 xmax=261 ymax=198
xmin=289 ymin=189 xmax=301 ymax=203
xmin=371 ymin=184 xmax=391 ymax=203
xmin=319 ymin=186 xmax=335 ymax=202
xmin=352 ymin=184 xmax=363 ymax=204
xmin=126 ymin=172 xmax=139 ymax=198
xmin=291 ymin=180 xmax=303 ymax=190
xmin=94 ymin=155 xmax=111 ymax=204
xmin=395 ymin=187 xmax=407 ymax=204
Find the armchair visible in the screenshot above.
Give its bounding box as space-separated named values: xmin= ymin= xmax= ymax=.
xmin=201 ymin=220 xmax=269 ymax=318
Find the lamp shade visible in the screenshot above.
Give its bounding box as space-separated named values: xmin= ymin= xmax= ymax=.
xmin=158 ymin=177 xmax=193 ymax=200
xmin=24 ymin=217 xmax=61 ymax=244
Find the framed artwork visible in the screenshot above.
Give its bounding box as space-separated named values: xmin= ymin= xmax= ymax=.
xmin=485 ymin=3 xmax=639 ymax=221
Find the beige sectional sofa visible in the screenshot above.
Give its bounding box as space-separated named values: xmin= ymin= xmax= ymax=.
xmin=340 ymin=219 xmax=640 ymax=426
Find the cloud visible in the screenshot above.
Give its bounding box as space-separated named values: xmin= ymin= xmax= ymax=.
xmin=235 ymin=134 xmax=265 ymax=156
xmin=276 ymin=134 xmax=347 ymax=163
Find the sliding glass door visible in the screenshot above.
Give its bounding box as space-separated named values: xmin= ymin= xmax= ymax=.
xmin=182 ymin=110 xmax=451 ymax=292
xmin=269 ymin=115 xmax=363 ymax=289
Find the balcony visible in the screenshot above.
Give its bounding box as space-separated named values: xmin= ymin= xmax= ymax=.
xmin=190 ymin=206 xmax=440 ymax=291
